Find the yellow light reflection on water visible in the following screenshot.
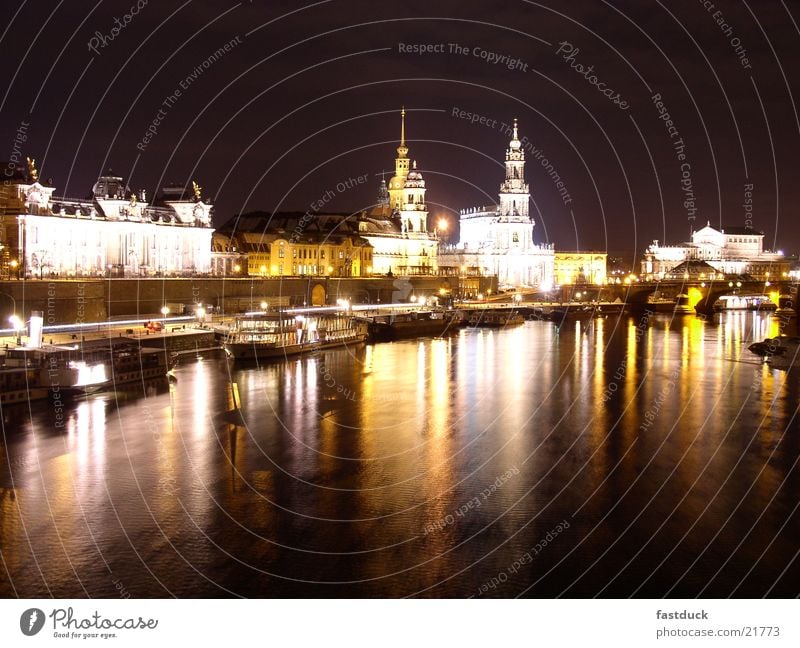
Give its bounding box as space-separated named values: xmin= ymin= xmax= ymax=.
xmin=429 ymin=338 xmax=449 ymax=434
xmin=687 ymin=287 xmax=704 ymax=309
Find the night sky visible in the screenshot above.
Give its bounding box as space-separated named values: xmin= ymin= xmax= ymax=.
xmin=2 ymin=0 xmax=799 ymax=262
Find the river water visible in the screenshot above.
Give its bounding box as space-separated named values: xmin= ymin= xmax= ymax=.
xmin=1 ymin=311 xmax=799 ymax=597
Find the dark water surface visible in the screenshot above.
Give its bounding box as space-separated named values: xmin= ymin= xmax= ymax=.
xmin=1 ymin=312 xmax=799 ymax=597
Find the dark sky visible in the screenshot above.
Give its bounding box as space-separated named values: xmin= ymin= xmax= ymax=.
xmin=2 ymin=0 xmax=799 ymax=261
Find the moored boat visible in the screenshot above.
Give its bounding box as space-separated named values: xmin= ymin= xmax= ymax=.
xmin=713 ymin=294 xmax=777 ymax=312
xmin=0 ymin=337 xmax=172 ymax=404
xmin=674 ymin=293 xmax=695 ymax=314
xmin=223 ymin=311 xmax=368 ymax=360
xmin=362 ymin=309 xmax=464 ymax=341
xmin=467 ymin=309 xmax=525 ymax=328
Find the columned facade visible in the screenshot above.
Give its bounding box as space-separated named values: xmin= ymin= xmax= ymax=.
xmin=440 ymin=120 xmax=555 ymax=288
xmin=1 ymin=170 xmax=213 ymax=278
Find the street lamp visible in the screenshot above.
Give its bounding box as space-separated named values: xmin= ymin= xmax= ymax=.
xmin=260 ymin=301 xmax=268 ymax=310
xmin=160 ymin=306 xmax=169 ymax=318
xmin=437 ymin=218 xmax=449 ymax=240
xmin=8 ymin=314 xmax=23 ymax=345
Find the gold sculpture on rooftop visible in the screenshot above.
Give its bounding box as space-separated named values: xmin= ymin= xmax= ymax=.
xmin=192 ymin=181 xmax=202 ymax=201
xmin=26 ymin=157 xmax=38 ymax=182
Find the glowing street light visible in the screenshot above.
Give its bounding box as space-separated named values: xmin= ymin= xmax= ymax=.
xmin=160 ymin=306 xmax=170 ymax=318
xmin=260 ymin=301 xmax=268 ymax=310
xmin=8 ymin=314 xmax=23 ymax=344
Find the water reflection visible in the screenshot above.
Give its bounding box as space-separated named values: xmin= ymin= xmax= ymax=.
xmin=0 ymin=313 xmax=798 ymax=597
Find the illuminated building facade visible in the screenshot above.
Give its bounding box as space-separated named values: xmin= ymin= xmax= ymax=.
xmin=364 ymin=107 xmax=438 ymax=274
xmin=554 ymin=252 xmax=607 ymax=286
xmin=640 ymin=223 xmax=791 ymax=281
xmin=214 ymin=109 xmax=437 ymax=278
xmin=439 ymin=120 xmax=556 ymax=288
xmin=215 ymin=212 xmax=373 ymax=277
xmin=0 ymin=163 xmax=213 ymax=277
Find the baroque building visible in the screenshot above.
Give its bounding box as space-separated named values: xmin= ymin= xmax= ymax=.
xmin=440 ymin=120 xmax=555 ymax=288
xmin=0 ymin=161 xmax=213 ymax=277
xmin=640 ymin=223 xmax=791 ymax=281
xmin=362 ymin=107 xmax=438 ymax=274
xmin=213 ymin=108 xmax=438 ymax=278
xmin=215 ymin=212 xmax=373 ymax=278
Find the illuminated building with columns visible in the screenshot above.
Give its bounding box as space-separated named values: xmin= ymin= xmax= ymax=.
xmin=640 ymin=223 xmax=791 ymax=281
xmin=439 ymin=120 xmax=555 ymax=288
xmin=0 ymin=162 xmax=213 ymax=277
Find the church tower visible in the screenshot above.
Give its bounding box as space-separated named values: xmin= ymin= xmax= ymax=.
xmin=388 ymin=107 xmax=411 ymax=212
xmin=401 ymin=160 xmax=428 ymax=233
xmin=498 ymin=119 xmax=531 ymax=223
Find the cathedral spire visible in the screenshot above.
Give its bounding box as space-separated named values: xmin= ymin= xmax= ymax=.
xmin=512 ymin=117 xmax=518 ymax=141
xmin=397 ymin=107 xmax=408 ymax=159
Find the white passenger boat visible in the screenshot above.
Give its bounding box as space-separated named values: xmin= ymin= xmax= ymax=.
xmin=223 ymin=311 xmax=368 ymax=361
xmin=0 ymin=338 xmax=171 ymax=404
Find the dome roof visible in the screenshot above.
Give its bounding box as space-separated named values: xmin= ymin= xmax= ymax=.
xmin=404 ymin=161 xmax=425 ymax=187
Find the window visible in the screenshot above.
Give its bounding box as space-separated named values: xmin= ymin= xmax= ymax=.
xmin=512 ymin=232 xmax=519 ymax=243
xmin=278 ymin=247 xmax=284 ymax=258
xmin=320 ymin=250 xmax=325 ymax=259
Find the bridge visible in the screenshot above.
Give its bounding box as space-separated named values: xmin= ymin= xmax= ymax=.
xmin=515 ymin=278 xmax=796 ymax=314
